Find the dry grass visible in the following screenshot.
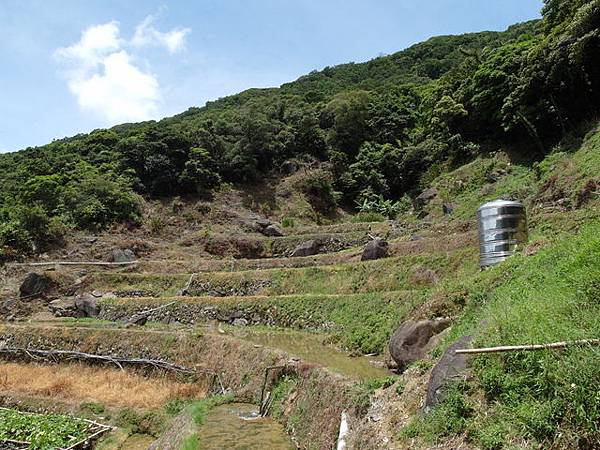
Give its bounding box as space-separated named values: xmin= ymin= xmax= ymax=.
xmin=0 ymin=362 xmax=205 ymax=409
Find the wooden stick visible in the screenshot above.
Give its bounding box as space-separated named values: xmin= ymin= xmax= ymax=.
xmin=455 ymin=338 xmax=600 ymax=355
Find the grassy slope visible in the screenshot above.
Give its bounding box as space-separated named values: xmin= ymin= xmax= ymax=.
xmin=397 ymin=123 xmax=600 ymax=448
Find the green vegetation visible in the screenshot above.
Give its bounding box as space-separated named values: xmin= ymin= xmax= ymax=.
xmin=114 ymin=408 xmax=165 ymax=437
xmin=400 ymin=219 xmax=600 ymax=448
xmin=189 ymin=394 xmax=234 ymax=426
xmin=2 ymin=0 xmax=597 ymax=261
xmin=0 ymin=408 xmax=91 ymax=449
xmin=180 ymin=435 xmax=200 ymax=450
xmin=270 ymin=374 xmax=299 ymax=419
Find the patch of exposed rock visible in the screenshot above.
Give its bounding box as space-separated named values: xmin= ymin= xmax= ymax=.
xmin=19 ymin=273 xmax=56 ymax=299
xmin=108 ymin=248 xmax=136 ymax=263
xmin=361 ymin=238 xmax=389 ymax=261
xmin=414 ymin=187 xmax=438 ymax=209
xmin=388 ymin=318 xmax=452 ymax=370
xmin=425 ymin=335 xmax=473 ymax=409
xmin=290 ymin=239 xmax=320 ymax=257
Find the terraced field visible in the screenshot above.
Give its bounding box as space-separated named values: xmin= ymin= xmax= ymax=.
xmin=0 ymin=214 xmax=479 ymax=449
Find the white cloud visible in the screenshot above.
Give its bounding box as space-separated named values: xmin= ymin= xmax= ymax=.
xmin=55 ymin=22 xmax=122 ymax=68
xmin=131 ymin=15 xmax=190 ymax=53
xmin=55 ymin=17 xmax=190 ymax=124
xmin=68 ymin=51 xmax=159 ymax=123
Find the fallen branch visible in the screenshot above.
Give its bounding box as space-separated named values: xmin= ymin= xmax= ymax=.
xmin=0 ymin=347 xmax=194 ymax=374
xmin=8 ymin=261 xmax=138 ymax=267
xmin=455 ymin=338 xmax=600 ymax=355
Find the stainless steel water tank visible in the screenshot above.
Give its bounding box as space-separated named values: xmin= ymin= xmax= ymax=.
xmin=477 ymin=199 xmax=528 ymax=268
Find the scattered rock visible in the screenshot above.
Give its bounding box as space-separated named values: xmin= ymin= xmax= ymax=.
xmin=388 ymin=318 xmax=452 ymax=370
xmin=255 ymin=218 xmax=272 ymax=229
xmin=281 ymin=160 xmax=300 ymax=174
xmin=442 ymin=203 xmax=456 ymax=215
xmin=127 ymin=313 xmax=148 ymax=327
xmin=486 ymin=169 xmax=507 ymax=183
xmin=75 ymin=293 xmax=100 ymax=317
xmin=19 ymin=273 xmax=56 ymax=299
xmin=290 ymin=239 xmax=320 ymax=257
xmin=410 ymin=234 xmax=424 ymax=241
xmin=0 ymin=298 xmax=17 ymax=314
xmin=262 ymin=224 xmax=284 ymax=237
xmin=361 ymin=238 xmax=389 ymax=261
xmin=49 ymin=298 xmax=77 ymax=317
xmin=108 ymin=248 xmax=136 ymax=263
xmin=425 ymin=335 xmax=473 ymax=409
xmin=414 ymin=187 xmax=438 ymax=209
xmin=232 ymin=318 xmax=249 ymax=326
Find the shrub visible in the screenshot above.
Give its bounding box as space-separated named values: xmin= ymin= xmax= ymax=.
xmin=281 ymin=217 xmax=296 ymax=228
xmin=356 ymin=192 xmax=411 ymax=219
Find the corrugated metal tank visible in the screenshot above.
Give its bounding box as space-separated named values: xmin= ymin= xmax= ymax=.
xmin=477 ymin=199 xmax=528 ymax=268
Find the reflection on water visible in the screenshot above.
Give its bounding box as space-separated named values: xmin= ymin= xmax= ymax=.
xmin=231 ymin=328 xmax=391 ymax=380
xmin=197 ymin=403 xmax=294 ymax=450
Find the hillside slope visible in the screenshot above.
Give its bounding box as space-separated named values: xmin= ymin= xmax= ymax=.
xmin=2 ymin=0 xmax=599 ymax=261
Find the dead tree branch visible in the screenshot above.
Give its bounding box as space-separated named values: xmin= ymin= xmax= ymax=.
xmin=0 ymin=347 xmax=194 ymax=374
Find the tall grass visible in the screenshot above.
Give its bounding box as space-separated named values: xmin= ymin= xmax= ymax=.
xmin=0 ymin=362 xmax=205 ymax=409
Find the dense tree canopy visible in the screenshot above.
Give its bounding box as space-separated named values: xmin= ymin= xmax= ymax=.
xmin=1 ymin=0 xmax=599 ymax=258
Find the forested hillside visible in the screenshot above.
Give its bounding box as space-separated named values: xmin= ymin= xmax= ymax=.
xmin=1 ymin=0 xmax=598 ymax=260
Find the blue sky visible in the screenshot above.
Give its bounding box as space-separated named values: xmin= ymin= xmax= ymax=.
xmin=0 ymin=0 xmax=544 ymax=153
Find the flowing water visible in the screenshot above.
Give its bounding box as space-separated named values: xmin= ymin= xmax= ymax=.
xmin=196 ymin=403 xmax=294 ymax=450
xmin=231 ymin=327 xmax=391 ymax=380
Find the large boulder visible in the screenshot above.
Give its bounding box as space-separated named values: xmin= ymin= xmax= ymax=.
xmin=414 ymin=187 xmax=438 ymax=209
xmin=425 ymin=335 xmax=473 ymax=409
xmin=75 ymin=293 xmax=100 ymax=317
xmin=19 ymin=273 xmax=56 ymax=299
xmin=388 ymin=318 xmax=452 ymax=370
xmin=253 ymin=219 xmax=284 ymax=237
xmin=290 ymin=240 xmax=320 ymax=257
xmin=361 ymin=238 xmax=389 ymax=261
xmin=262 ymin=224 xmax=284 ymax=237
xmin=109 ymin=248 xmax=136 ymax=263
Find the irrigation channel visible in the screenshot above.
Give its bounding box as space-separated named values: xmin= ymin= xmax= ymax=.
xmin=197 ymin=403 xmax=294 ymax=449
